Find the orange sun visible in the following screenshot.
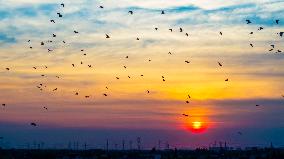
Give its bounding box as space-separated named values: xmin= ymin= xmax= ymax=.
xmin=190 ymin=121 xmax=207 ymax=133
xmin=184 ymin=121 xmax=207 ymax=133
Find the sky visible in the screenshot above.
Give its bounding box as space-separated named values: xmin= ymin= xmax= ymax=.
xmin=0 ymin=0 xmax=284 ymax=149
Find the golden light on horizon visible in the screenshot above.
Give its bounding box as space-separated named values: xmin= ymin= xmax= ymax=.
xmin=192 ymin=121 xmax=202 ymax=129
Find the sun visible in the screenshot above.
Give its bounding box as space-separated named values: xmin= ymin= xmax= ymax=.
xmin=192 ymin=121 xmax=202 ymax=129
xmin=182 ymin=120 xmax=207 ymax=133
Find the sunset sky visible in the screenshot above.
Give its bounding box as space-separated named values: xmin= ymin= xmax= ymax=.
xmin=0 ymin=0 xmax=284 ymax=149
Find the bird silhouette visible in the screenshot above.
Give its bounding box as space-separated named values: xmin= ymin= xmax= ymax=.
xmin=147 ymin=90 xmax=150 ymax=94
xmin=168 ymin=52 xmax=172 ymax=55
xmin=246 ymin=19 xmax=251 ymax=24
xmin=85 ymin=96 xmax=90 ymax=98
xmin=249 ymin=32 xmax=253 ymax=34
xmin=116 ymin=77 xmax=120 ymax=79
xmin=43 ymin=106 xmax=48 ymax=110
xmin=276 ymin=20 xmax=280 ymax=24
xmin=278 ymin=32 xmax=283 ymax=37
xmin=2 ymin=104 xmax=5 ymax=107
xmin=74 ymin=30 xmax=79 ymax=34
xmin=136 ymin=37 xmax=140 ymax=40
xmin=182 ymin=113 xmax=189 ymax=117
xmin=99 ymin=6 xmax=104 ymax=8
xmin=72 ymin=64 xmax=75 ymax=67
xmin=219 ymin=32 xmax=223 ymax=35
xmin=185 ymin=60 xmax=190 ymax=63
xmin=185 ymin=33 xmax=189 ymax=36
xmin=30 ymin=123 xmax=37 ymax=127
xmin=258 ymin=27 xmax=264 ymax=30
xmin=53 ymin=88 xmax=58 ymax=91
xmin=5 ymin=68 xmax=10 ymax=71
xmin=179 ymin=28 xmax=183 ymax=32
xmin=185 ymin=101 xmax=189 ymax=104
xmin=106 ymin=34 xmax=110 ymax=38
xmin=103 ymin=93 xmax=108 ymax=96
xmin=169 ymin=29 xmax=173 ymax=32
xmin=250 ymin=43 xmax=254 ymax=47
xmin=225 ymin=79 xmax=229 ymax=81
xmin=57 ymin=13 xmax=62 ymax=17
xmin=52 ymin=34 xmax=56 ymax=37
xmin=161 ymin=10 xmax=165 ymax=14
xmin=218 ymin=62 xmax=223 ymax=67
xmin=256 ymin=104 xmax=260 ymax=107
xmin=50 ymin=20 xmax=55 ymax=23
xmin=60 ymin=3 xmax=64 ymax=7
xmin=128 ymin=11 xmax=133 ymax=15
xmin=41 ymin=42 xmax=44 ymax=45
xmin=75 ymin=92 xmax=79 ymax=95
xmin=155 ymin=27 xmax=158 ymax=30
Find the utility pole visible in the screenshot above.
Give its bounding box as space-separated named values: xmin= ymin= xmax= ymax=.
xmin=137 ymin=137 xmax=141 ymax=150
xmin=106 ymin=139 xmax=109 ymax=152
xmin=122 ymin=139 xmax=125 ymax=150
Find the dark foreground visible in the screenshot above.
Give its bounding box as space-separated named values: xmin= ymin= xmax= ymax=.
xmin=1 ymin=148 xmax=284 ymax=159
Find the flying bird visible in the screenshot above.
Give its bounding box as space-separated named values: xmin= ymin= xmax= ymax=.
xmin=41 ymin=42 xmax=44 ymax=45
xmin=258 ymin=27 xmax=264 ymax=30
xmin=155 ymin=27 xmax=158 ymax=30
xmin=75 ymin=92 xmax=79 ymax=95
xmin=246 ymin=19 xmax=251 ymax=24
xmin=147 ymin=90 xmax=150 ymax=94
xmin=169 ymin=29 xmax=173 ymax=32
xmin=106 ymin=34 xmax=110 ymax=38
xmin=182 ymin=114 xmax=189 ymax=117
xmin=136 ymin=37 xmax=140 ymax=40
xmin=219 ymin=32 xmax=223 ymax=35
xmin=60 ymin=3 xmax=64 ymax=7
xmin=74 ymin=30 xmax=79 ymax=34
xmin=2 ymin=104 xmax=5 ymax=107
xmin=52 ymin=34 xmax=56 ymax=37
xmin=225 ymin=79 xmax=229 ymax=81
xmin=179 ymin=28 xmax=183 ymax=32
xmin=99 ymin=6 xmax=104 ymax=8
xmin=278 ymin=32 xmax=283 ymax=37
xmin=30 ymin=123 xmax=37 ymax=127
xmin=43 ymin=107 xmax=48 ymax=110
xmin=185 ymin=60 xmax=190 ymax=63
xmin=185 ymin=33 xmax=189 ymax=36
xmin=276 ymin=20 xmax=280 ymax=24
xmin=6 ymin=68 xmax=10 ymax=71
xmin=250 ymin=43 xmax=254 ymax=47
xmin=218 ymin=62 xmax=223 ymax=67
xmin=50 ymin=20 xmax=55 ymax=23
xmin=161 ymin=10 xmax=165 ymax=14
xmin=103 ymin=93 xmax=108 ymax=96
xmin=128 ymin=11 xmax=133 ymax=14
xmin=57 ymin=13 xmax=62 ymax=17
xmin=53 ymin=88 xmax=58 ymax=91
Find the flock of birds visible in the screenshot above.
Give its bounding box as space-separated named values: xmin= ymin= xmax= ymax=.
xmin=1 ymin=3 xmax=284 ymax=129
